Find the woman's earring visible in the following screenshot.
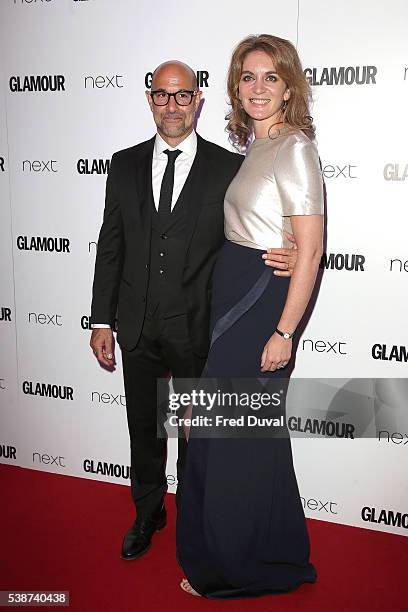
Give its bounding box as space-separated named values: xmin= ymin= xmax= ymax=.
xmin=281 ymin=99 xmax=288 ymax=111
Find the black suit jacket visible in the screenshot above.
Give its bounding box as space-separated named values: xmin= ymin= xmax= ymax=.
xmin=90 ymin=133 xmax=243 ymax=356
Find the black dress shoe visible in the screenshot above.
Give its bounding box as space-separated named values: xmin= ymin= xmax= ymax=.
xmin=121 ymin=507 xmax=166 ymax=560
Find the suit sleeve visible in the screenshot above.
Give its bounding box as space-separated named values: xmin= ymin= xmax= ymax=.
xmin=275 ymin=138 xmax=324 ymax=216
xmin=90 ymin=153 xmax=124 ymax=326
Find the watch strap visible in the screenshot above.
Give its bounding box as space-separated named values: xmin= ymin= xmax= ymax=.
xmin=275 ymin=328 xmax=294 ymax=339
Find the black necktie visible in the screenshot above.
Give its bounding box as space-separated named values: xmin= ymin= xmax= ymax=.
xmin=158 ymin=149 xmax=182 ymax=215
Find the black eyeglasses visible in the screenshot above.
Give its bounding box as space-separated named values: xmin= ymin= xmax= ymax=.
xmin=150 ymin=89 xmax=197 ymax=106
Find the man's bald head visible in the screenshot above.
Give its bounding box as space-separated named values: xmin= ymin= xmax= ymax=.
xmin=151 ymin=61 xmax=197 ymax=90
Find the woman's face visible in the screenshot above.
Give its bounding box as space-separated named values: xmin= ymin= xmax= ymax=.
xmin=238 ymin=49 xmax=289 ymax=137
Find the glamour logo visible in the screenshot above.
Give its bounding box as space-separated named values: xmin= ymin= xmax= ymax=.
xmin=322 ymin=164 xmax=357 ymax=179
xmin=0 ymin=444 xmax=16 ymax=460
xmin=22 ymin=159 xmax=58 ymax=172
xmin=81 ymin=315 xmax=118 ymax=332
xmin=83 ymin=459 xmax=130 ymax=480
xmin=13 ymin=0 xmax=53 ymax=3
xmin=0 ymin=307 xmax=12 ymax=322
xmin=9 ymin=75 xmax=65 ymax=92
xmin=378 ymin=430 xmax=408 ymax=445
xmin=91 ymin=391 xmax=126 ymax=406
xmin=144 ymin=70 xmax=210 ymax=89
xmin=361 ymin=506 xmax=408 ymax=529
xmin=28 ymin=312 xmax=62 ymax=326
xmin=300 ymin=497 xmax=338 ymax=514
xmin=22 ymin=380 xmax=74 ymax=400
xmin=304 ymin=66 xmax=377 ymax=86
xmin=77 ymin=158 xmax=110 ymax=175
xmin=84 ymin=75 xmax=124 ymax=88
xmin=81 ymin=315 xmax=92 ymax=330
xmin=372 ymin=344 xmax=408 ymax=362
xmin=288 ymin=416 xmax=355 ymax=438
xmin=0 ymin=157 xmax=5 ymax=172
xmin=320 ymin=253 xmax=365 ymax=271
xmin=88 ymin=241 xmax=97 ymax=254
xmin=383 ymin=163 xmax=408 ymax=181
xmin=17 ymin=236 xmax=70 ymax=253
xmin=301 ymin=339 xmax=347 ymax=355
xmin=33 ymin=452 xmax=65 ymax=467
xmin=389 ymin=258 xmax=408 ymax=272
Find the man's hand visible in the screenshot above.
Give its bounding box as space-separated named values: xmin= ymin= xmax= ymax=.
xmin=90 ymin=328 xmax=115 ymax=367
xmin=262 ymin=232 xmax=298 ymax=276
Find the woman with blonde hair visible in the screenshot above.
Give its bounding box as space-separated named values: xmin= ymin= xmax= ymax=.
xmin=177 ymin=34 xmax=324 ymax=598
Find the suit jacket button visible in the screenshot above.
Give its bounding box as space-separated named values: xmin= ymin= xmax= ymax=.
xmin=161 ymin=233 xmax=168 ymax=239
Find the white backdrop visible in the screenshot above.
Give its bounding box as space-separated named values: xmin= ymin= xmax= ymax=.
xmin=0 ymin=0 xmax=407 ymax=536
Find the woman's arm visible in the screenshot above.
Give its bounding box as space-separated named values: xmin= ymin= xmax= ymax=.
xmin=261 ymin=214 xmax=323 ymax=371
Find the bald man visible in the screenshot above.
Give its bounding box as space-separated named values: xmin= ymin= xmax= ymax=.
xmin=90 ymin=61 xmax=296 ymax=561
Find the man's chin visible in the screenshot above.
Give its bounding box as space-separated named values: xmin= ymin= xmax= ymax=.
xmin=160 ymin=125 xmax=189 ymax=139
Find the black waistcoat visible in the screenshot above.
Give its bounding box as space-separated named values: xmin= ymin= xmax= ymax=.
xmin=146 ymin=198 xmax=188 ymax=317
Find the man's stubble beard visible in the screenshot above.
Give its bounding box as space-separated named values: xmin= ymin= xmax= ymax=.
xmin=158 ymin=116 xmax=190 ymax=139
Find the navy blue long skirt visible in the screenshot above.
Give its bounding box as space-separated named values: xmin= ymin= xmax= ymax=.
xmin=176 ymin=241 xmax=316 ymax=599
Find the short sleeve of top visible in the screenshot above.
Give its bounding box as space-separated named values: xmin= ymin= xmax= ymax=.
xmin=274 ymin=134 xmax=324 ymax=216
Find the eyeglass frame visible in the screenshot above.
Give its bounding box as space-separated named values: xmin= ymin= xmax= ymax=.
xmin=149 ymin=89 xmax=198 ymax=106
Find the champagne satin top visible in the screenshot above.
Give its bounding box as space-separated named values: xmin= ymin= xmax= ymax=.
xmin=224 ymin=129 xmax=324 ymax=249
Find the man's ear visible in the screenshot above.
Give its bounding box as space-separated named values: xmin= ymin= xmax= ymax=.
xmin=194 ymin=89 xmax=203 ymax=109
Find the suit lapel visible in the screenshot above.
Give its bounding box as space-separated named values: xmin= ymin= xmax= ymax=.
xmin=134 ymin=137 xmax=155 ymax=231
xmin=183 ymin=134 xmax=210 ymax=254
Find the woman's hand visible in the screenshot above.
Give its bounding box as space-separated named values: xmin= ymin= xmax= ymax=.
xmin=261 ymin=332 xmax=292 ymax=372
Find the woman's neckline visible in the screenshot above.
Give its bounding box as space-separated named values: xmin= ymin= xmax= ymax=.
xmin=253 ymin=125 xmax=299 ymax=142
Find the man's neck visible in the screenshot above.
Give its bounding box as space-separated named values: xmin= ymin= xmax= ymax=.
xmin=157 ymin=129 xmax=194 ymax=148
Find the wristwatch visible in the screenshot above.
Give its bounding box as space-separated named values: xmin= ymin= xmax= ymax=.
xmin=275 ymin=328 xmax=295 ymax=340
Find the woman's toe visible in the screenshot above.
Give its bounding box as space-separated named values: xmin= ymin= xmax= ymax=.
xmin=180 ymin=578 xmax=201 ymax=596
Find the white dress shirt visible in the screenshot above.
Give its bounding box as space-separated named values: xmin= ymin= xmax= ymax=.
xmin=152 ymin=130 xmax=197 ymax=210
xmin=92 ymin=131 xmax=198 ymax=328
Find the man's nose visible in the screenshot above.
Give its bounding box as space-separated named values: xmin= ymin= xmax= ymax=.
xmin=167 ymin=95 xmax=178 ymax=112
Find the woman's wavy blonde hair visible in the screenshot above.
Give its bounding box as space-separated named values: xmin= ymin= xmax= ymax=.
xmin=226 ymin=34 xmax=315 ymax=149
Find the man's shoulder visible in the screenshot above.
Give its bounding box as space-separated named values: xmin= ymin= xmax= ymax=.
xmin=197 ymin=134 xmax=243 ymax=166
xmin=111 ymin=137 xmax=155 ymax=163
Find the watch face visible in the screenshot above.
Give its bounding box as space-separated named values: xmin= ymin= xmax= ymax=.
xmin=283 ymin=332 xmax=290 ymax=339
